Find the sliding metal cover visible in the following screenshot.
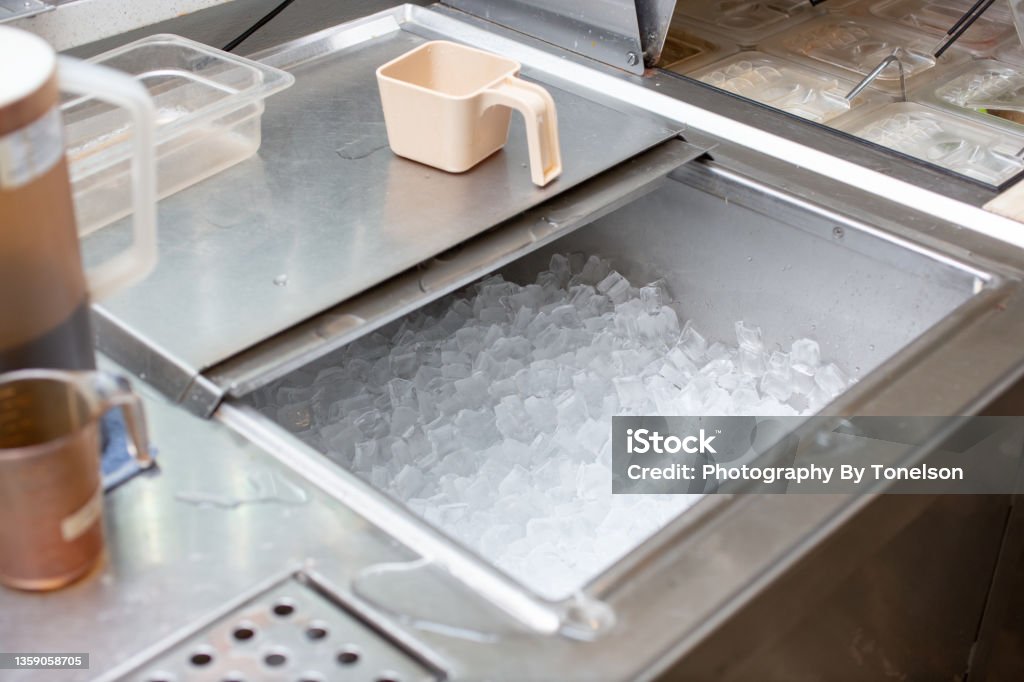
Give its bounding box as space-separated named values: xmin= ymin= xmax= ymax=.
xmin=83 ymin=5 xmax=682 ymax=404
xmin=443 ymin=0 xmax=649 ymax=74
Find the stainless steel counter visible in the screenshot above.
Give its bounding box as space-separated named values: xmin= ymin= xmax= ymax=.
xmin=0 ymin=362 xmax=420 ymax=681
xmin=6 ymin=2 xmax=1024 ymax=681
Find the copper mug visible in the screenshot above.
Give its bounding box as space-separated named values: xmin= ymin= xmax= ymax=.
xmin=0 ymin=370 xmax=151 ymax=591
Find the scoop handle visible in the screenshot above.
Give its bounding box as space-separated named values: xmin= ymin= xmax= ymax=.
xmin=482 ymin=76 xmax=562 ymax=187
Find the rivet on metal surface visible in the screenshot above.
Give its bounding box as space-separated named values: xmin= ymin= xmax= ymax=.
xmin=832 ymin=226 xmax=845 ymax=240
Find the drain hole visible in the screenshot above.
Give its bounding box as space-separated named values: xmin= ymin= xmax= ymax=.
xmin=265 ymin=651 xmax=288 ymax=667
xmin=272 ymin=599 xmax=296 ymax=617
xmin=306 ymin=622 xmax=329 ymax=641
xmin=336 ymin=647 xmax=361 ymax=665
xmin=190 ymin=651 xmax=213 ymax=666
xmin=232 ymin=624 xmax=256 ymax=641
xmin=375 ymin=674 xmax=401 ymax=682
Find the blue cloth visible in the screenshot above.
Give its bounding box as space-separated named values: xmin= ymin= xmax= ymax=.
xmin=100 ymin=410 xmax=157 ymax=492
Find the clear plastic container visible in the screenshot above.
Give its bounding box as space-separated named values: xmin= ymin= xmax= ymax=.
xmin=836 ymin=101 xmax=1024 ymax=186
xmin=866 ymin=0 xmax=1013 ymax=56
xmin=661 ymin=25 xmax=740 ymax=74
xmin=917 ymin=59 xmax=1024 ymax=132
xmin=995 ymin=36 xmax=1024 ymax=67
xmin=677 ymin=0 xmax=817 ymax=47
xmin=62 ymin=34 xmax=294 ymax=235
xmin=688 ymin=51 xmax=892 ymax=123
xmin=1011 ymin=0 xmax=1024 ymax=50
xmin=761 ymin=16 xmax=968 ymax=94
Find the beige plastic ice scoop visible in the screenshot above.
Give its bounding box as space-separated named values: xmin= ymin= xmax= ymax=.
xmin=376 ymin=40 xmax=562 ymax=187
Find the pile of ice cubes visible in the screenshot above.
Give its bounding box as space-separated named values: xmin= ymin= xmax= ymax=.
xmin=257 ymin=254 xmax=851 ymax=599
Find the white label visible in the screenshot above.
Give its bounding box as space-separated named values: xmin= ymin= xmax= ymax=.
xmin=0 ymin=107 xmax=64 ymax=189
xmin=60 ymin=485 xmax=102 ymax=542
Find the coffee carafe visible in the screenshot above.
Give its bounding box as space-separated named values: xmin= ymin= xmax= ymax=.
xmin=0 ymin=26 xmax=157 ymax=373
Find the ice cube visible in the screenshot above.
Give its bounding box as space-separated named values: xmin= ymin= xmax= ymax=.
xmin=425 ymin=421 xmax=459 ymax=456
xmin=453 ymin=372 xmax=489 ymax=405
xmin=498 ymin=465 xmax=531 ymax=497
xmin=555 ymin=392 xmax=590 ymax=430
xmin=524 ymin=396 xmax=558 ymax=434
xmin=576 ymin=463 xmax=608 ymax=500
xmin=386 ymin=378 xmax=415 ymax=409
xmin=790 ymin=363 xmax=816 ymax=395
xmin=369 ymin=465 xmax=389 ymax=489
xmin=791 ymin=338 xmax=821 ymax=368
xmin=679 ymin=322 xmax=708 ymax=362
xmin=454 ymin=408 xmax=500 ymax=448
xmin=393 ymin=465 xmax=426 ymax=499
xmin=706 ymin=342 xmax=729 ymax=360
xmin=488 ymin=377 xmax=517 ymax=400
xmin=480 ymin=524 xmax=522 ymax=558
xmin=735 ymin=321 xmax=763 ymax=351
xmin=814 ymin=363 xmax=848 ymax=398
xmin=479 ymin=307 xmax=508 ymax=324
xmin=767 ymin=351 xmax=791 ymax=378
xmin=390 ymin=351 xmax=418 ymax=379
xmin=495 ymin=396 xmax=536 ymax=442
xmin=639 ymin=283 xmax=665 ymax=314
xmin=455 ymin=327 xmax=484 ymax=355
xmin=613 ymin=376 xmax=647 ymax=406
xmin=760 ymin=370 xmax=793 ymax=402
xmin=578 ymin=419 xmax=609 ymax=453
xmin=321 ymin=420 xmax=360 ymax=459
xmin=442 ymin=364 xmax=471 ymax=380
xmin=549 ymin=253 xmax=572 ymax=285
xmin=738 ymin=345 xmax=765 ymax=376
xmin=731 ymin=386 xmax=761 ymax=410
xmin=390 ymin=406 xmax=419 ymax=438
xmin=576 ymin=255 xmax=611 ymax=286
xmin=352 ymin=440 xmax=378 ymax=473
xmin=666 ymin=346 xmax=698 ymax=375
xmin=509 ymin=284 xmax=544 ymax=310
xmin=658 ymin=362 xmax=689 ymax=388
xmin=700 ymin=356 xmax=734 ymax=379
xmin=596 ymin=271 xmax=632 ymax=304
xmin=473 ymin=350 xmax=500 ymax=377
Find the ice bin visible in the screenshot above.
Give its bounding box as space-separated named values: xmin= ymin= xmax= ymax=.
xmin=236 ymin=161 xmax=985 ymax=603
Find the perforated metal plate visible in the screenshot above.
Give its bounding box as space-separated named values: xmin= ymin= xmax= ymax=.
xmin=122 ymin=573 xmax=439 ymax=682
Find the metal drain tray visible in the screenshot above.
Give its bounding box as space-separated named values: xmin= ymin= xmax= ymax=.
xmin=117 ymin=571 xmax=439 ymax=682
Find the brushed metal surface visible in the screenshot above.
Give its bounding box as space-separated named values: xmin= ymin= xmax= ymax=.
xmin=0 ymin=0 xmax=52 ymax=23
xmin=202 ymin=138 xmax=707 ymax=405
xmin=444 ymin=0 xmax=647 ymax=74
xmin=81 ymin=4 xmax=680 ymax=387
